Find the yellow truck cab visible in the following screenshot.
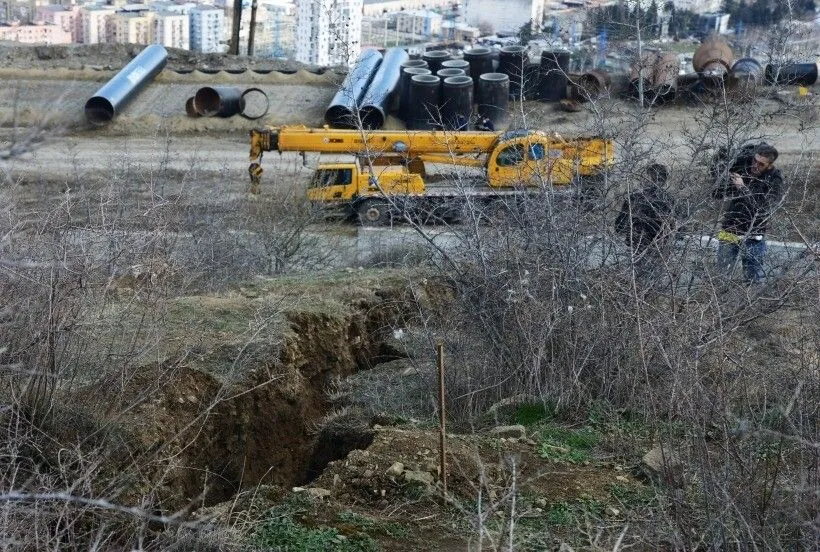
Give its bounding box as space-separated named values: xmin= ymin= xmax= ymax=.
xmin=306 ymin=154 xmax=425 ymax=203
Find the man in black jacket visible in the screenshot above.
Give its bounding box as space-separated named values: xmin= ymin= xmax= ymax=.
xmin=615 ymin=163 xmax=675 ymax=257
xmin=713 ymin=143 xmax=783 ymax=283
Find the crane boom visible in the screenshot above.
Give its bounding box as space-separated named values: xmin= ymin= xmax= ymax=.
xmin=249 ymin=125 xmax=501 ymax=162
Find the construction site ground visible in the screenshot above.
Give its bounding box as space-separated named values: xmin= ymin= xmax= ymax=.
xmin=1 ymin=45 xmax=818 ymax=550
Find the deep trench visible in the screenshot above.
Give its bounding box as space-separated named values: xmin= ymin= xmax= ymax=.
xmin=190 ymin=318 xmax=410 ymax=508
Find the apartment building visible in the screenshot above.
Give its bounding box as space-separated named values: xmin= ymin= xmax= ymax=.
xmin=36 ymin=4 xmax=81 ymax=42
xmin=0 ymin=21 xmax=71 ymax=43
xmin=79 ymin=5 xmax=116 ymax=44
xmin=261 ymin=0 xmax=295 ymax=58
xmin=154 ymin=10 xmax=188 ymax=49
xmin=395 ymin=9 xmax=441 ymax=37
xmin=111 ymin=11 xmax=152 ymax=44
xmin=294 ymin=0 xmax=362 ymax=67
xmin=189 ymin=5 xmax=223 ymax=52
xmin=362 ymin=0 xmax=450 ymax=18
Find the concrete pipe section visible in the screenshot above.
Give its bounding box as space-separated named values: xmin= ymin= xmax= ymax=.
xmin=540 ymin=50 xmax=570 ymax=102
xmin=441 ymin=75 xmax=474 ymax=131
xmin=422 ymin=50 xmax=452 ymax=75
xmin=408 ymin=74 xmax=441 ymax=130
xmin=477 ymin=72 xmax=510 ymax=130
xmin=85 ymin=44 xmax=168 ymax=126
xmin=399 ymin=67 xmax=431 ymax=123
xmin=498 ymin=45 xmax=528 ymax=98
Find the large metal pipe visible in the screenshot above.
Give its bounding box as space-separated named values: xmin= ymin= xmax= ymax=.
xmin=325 ymin=49 xmax=383 ymax=129
xmin=499 ymin=45 xmax=528 ymax=98
xmin=84 ymin=44 xmax=167 ymax=126
xmin=539 ymin=50 xmax=569 ymax=102
xmin=477 ymin=72 xmax=509 ymax=130
xmin=408 ymin=74 xmax=442 ymax=130
xmin=441 ymin=75 xmax=474 ymax=130
xmin=731 ymin=58 xmax=763 ymax=84
xmin=193 ymin=86 xmax=245 ymax=117
xmin=399 ymin=67 xmax=431 ymax=123
xmin=728 ymin=58 xmax=762 ymax=98
xmin=764 ymin=63 xmax=818 ymax=86
xmin=360 ymin=47 xmax=410 ymax=130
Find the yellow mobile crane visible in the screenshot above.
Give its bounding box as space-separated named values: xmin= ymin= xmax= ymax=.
xmin=249 ymin=125 xmax=613 ymax=225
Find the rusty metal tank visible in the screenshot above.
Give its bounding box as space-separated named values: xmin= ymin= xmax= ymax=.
xmin=572 ymin=70 xmax=611 ymax=102
xmin=692 ymin=36 xmax=734 ymax=78
xmin=629 ymin=50 xmax=660 ymax=98
xmin=652 ymin=53 xmax=679 ymax=103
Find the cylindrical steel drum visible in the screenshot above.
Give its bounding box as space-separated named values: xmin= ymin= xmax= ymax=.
xmin=764 ymin=63 xmax=818 ymax=86
xmin=193 ymin=86 xmax=245 ymax=117
xmin=463 ymin=47 xmax=494 ymax=93
xmin=499 ymin=45 xmax=528 ymax=98
xmin=477 ymin=72 xmax=509 ymax=130
xmin=573 ymin=70 xmax=611 ymax=102
xmin=360 ymin=47 xmax=410 ymax=129
xmin=399 ymin=67 xmax=431 ymax=123
xmin=441 ymin=75 xmax=474 ymax=131
xmin=409 ymin=74 xmax=442 ymax=130
xmin=539 ymin=50 xmax=570 ymax=102
xmin=422 ymin=50 xmax=452 ymax=75
xmin=436 ymin=67 xmax=466 ymax=79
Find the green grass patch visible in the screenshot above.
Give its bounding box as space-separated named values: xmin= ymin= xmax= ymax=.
xmin=609 ymin=483 xmax=656 ymax=508
xmin=251 ymin=496 xmax=380 ymax=552
xmin=546 ymin=496 xmax=606 ymax=526
xmin=537 ymin=425 xmax=599 ymax=464
xmin=337 ymin=511 xmax=409 ymax=540
xmin=515 ymin=402 xmax=556 ymax=426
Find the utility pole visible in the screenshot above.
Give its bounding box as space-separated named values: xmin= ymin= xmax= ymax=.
xmin=247 ymin=0 xmax=258 ymax=56
xmin=229 ymin=0 xmax=242 ymax=55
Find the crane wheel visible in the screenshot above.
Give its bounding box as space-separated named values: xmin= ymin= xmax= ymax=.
xmin=356 ymin=199 xmax=390 ymax=226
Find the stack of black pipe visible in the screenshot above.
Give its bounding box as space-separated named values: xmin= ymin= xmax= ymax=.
xmin=325 ymin=49 xmax=383 ymax=128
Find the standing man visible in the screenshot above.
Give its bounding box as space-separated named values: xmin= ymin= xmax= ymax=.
xmin=713 ymin=143 xmax=783 ymax=283
xmin=615 ymin=163 xmax=676 ymax=259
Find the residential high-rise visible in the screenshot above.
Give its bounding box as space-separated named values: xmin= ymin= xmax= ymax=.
xmin=294 ymin=0 xmax=362 ymax=67
xmin=154 ymin=10 xmax=189 ymax=49
xmin=190 ymin=5 xmax=224 ymax=53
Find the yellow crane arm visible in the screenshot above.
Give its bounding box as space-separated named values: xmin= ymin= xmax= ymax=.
xmin=249 ymin=125 xmax=500 ymax=162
